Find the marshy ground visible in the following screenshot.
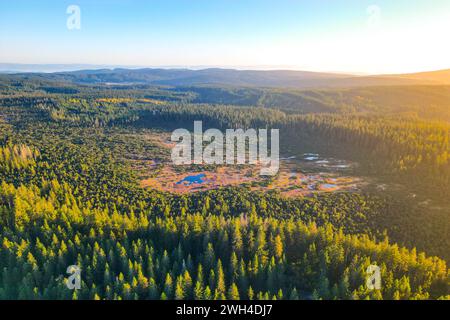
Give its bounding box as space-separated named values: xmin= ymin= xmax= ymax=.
xmin=135 ymin=133 xmax=365 ymax=197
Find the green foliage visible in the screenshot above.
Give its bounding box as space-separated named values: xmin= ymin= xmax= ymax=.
xmin=0 ymin=77 xmax=449 ymax=300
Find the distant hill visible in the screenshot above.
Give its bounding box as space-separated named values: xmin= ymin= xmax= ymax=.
xmin=1 ymin=67 xmax=449 ymax=122
xmin=0 ymin=63 xmax=118 ymax=73
xmin=4 ymin=68 xmax=354 ymax=87
xmin=185 ymin=85 xmax=450 ymax=121
xmin=1 ymin=66 xmax=450 ymax=88
xmin=379 ymin=69 xmax=450 ymax=85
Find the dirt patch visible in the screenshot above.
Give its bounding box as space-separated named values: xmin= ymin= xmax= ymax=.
xmin=140 ymin=161 xmax=363 ymax=197
xmin=135 ymin=133 xmax=364 ymax=197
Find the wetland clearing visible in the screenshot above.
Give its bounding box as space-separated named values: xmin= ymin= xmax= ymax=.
xmin=138 ymin=140 xmax=364 ymax=197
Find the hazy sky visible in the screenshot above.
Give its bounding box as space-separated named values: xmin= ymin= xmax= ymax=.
xmin=1 ymin=0 xmax=449 ymax=74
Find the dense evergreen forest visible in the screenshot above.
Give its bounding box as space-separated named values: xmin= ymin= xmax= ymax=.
xmin=0 ymin=77 xmax=449 ymax=300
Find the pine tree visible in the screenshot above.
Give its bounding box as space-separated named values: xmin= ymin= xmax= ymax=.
xmin=203 ymin=286 xmax=212 ymax=300
xmin=183 ymin=270 xmax=193 ymax=299
xmin=227 ymin=283 xmax=240 ymax=300
xmin=194 ymin=281 xmax=204 ymax=300
xmin=214 ymin=260 xmax=226 ymax=299
xmin=164 ymin=273 xmax=173 ymax=299
xmin=289 ymin=288 xmax=299 ymax=300
xmin=273 ymin=235 xmax=283 ymax=260
xmin=248 ymin=286 xmax=254 ymax=300
xmin=174 ymin=276 xmax=185 ymax=300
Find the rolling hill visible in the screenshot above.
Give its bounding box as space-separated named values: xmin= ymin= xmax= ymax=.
xmin=2 ymin=67 xmax=450 ymax=88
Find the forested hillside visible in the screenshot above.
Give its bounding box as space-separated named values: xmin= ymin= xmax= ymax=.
xmin=0 ymin=76 xmax=449 ymax=300
xmin=3 ymin=67 xmax=449 ymax=87
xmin=2 ymin=75 xmax=449 ymax=121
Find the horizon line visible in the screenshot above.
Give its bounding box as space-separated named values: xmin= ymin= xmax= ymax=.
xmin=1 ymin=62 xmax=450 ymax=77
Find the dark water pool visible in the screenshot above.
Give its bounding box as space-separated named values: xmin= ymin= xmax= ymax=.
xmin=176 ymin=173 xmax=206 ymax=186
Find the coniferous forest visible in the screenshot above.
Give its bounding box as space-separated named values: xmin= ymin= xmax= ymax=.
xmin=0 ymin=76 xmax=449 ymax=300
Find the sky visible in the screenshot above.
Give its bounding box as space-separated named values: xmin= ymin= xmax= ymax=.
xmin=1 ymin=0 xmax=450 ymax=74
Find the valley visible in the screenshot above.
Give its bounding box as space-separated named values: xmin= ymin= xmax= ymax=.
xmin=0 ymin=71 xmax=448 ymax=300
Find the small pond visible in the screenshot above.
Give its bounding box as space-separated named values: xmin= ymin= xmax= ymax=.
xmin=176 ymin=173 xmax=206 ymax=186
